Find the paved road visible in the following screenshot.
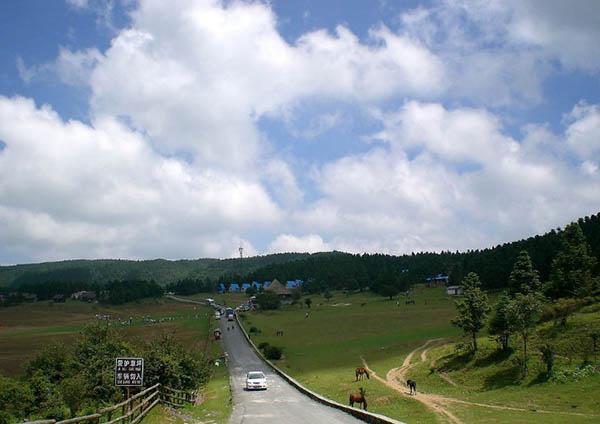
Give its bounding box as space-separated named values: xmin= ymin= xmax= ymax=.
xmin=221 ymin=318 xmax=364 ymax=424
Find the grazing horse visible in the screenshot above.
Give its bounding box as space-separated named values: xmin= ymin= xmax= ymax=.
xmin=349 ymin=387 xmax=367 ymax=410
xmin=355 ymin=367 xmax=370 ymax=381
xmin=407 ymin=379 xmax=417 ymax=395
xmin=276 ymin=329 xmax=284 ymax=336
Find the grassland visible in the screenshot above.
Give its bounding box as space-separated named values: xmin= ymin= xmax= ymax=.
xmin=0 ymin=298 xmax=216 ymax=376
xmin=231 ymin=287 xmax=600 ymax=424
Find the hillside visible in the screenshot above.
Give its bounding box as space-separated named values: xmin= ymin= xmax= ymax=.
xmin=2 ymin=212 xmax=599 ymax=294
xmin=0 ymin=253 xmax=311 ymax=288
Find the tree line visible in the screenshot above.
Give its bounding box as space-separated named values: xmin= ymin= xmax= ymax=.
xmin=1 ymin=279 xmax=163 ymax=306
xmin=239 ymin=212 xmax=600 ymax=294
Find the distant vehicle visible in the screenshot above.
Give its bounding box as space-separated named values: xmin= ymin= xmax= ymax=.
xmin=215 ymin=311 xmax=221 ymax=319
xmin=166 ymin=291 xmax=175 ymax=296
xmin=227 ymin=313 xmax=234 ymax=321
xmin=246 ymin=371 xmax=267 ymax=390
xmin=206 ymin=298 xmax=215 ymax=306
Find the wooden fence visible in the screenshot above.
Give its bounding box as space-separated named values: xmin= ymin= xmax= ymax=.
xmin=23 ymin=383 xmax=196 ymax=424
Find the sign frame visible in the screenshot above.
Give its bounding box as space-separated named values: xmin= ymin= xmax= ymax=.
xmin=115 ymin=357 xmax=144 ymax=387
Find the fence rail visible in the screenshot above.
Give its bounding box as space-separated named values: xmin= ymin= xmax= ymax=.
xmin=23 ymin=383 xmax=195 ymax=424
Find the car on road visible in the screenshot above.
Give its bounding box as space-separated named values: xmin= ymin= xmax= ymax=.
xmin=246 ymin=371 xmax=267 ymax=390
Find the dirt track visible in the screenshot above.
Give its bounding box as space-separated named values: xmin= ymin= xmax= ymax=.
xmin=362 ymin=339 xmax=600 ymax=423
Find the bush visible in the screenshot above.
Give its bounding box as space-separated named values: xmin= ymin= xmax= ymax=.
xmin=249 ymin=326 xmax=260 ymax=334
xmin=141 ymin=334 xmax=211 ymax=390
xmin=254 ymin=291 xmax=280 ymax=310
xmin=550 ymin=364 xmax=600 ymax=383
xmin=0 ymin=376 xmax=34 ymax=418
xmin=264 ymin=345 xmax=283 ymax=360
xmin=258 ymin=342 xmax=270 ymax=351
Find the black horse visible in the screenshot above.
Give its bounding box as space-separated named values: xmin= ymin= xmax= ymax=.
xmin=407 ymin=379 xmax=417 ymax=395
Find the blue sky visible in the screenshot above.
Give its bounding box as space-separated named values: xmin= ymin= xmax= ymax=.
xmin=1 ymin=0 xmax=600 ymax=264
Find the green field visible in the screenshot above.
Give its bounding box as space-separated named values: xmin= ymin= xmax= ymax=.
xmin=232 ymin=288 xmax=600 ymax=424
xmin=0 ymin=298 xmax=216 ymax=376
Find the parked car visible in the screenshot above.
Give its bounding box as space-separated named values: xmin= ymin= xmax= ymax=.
xmin=246 ymin=371 xmax=267 ymax=390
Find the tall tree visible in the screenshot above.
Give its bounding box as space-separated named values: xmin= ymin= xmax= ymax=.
xmin=508 ymin=250 xmax=541 ymax=296
xmin=488 ymin=292 xmax=512 ymax=351
xmin=547 ymin=222 xmax=597 ymax=298
xmin=506 ymin=292 xmax=544 ymax=375
xmin=452 ymin=272 xmax=490 ymax=352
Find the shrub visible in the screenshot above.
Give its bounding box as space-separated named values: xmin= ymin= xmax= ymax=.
xmin=254 ymin=291 xmax=280 ymax=310
xmin=258 ymin=342 xmax=270 ymax=351
xmin=0 ymin=376 xmax=34 ymax=418
xmin=264 ymin=345 xmax=283 ymax=360
xmin=550 ymin=364 xmax=600 ymax=383
xmin=249 ymin=326 xmax=260 ymax=334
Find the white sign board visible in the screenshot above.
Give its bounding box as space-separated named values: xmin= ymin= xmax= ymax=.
xmin=115 ymin=357 xmax=144 ymax=386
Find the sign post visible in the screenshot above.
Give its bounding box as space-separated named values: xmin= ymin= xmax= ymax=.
xmin=115 ymin=357 xmax=144 ymax=414
xmin=115 ymin=357 xmax=144 ymax=387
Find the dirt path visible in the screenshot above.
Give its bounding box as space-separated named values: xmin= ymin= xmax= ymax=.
xmin=362 ymin=338 xmax=462 ymax=424
xmin=362 ymin=340 xmax=600 ymax=423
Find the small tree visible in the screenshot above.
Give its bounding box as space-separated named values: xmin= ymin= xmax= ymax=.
xmin=304 ymin=297 xmax=312 ymax=309
xmin=451 ymin=272 xmax=490 ymax=353
xmin=381 ymin=284 xmax=400 ymax=300
xmin=254 ymin=291 xmax=280 ymax=310
xmin=547 ymin=222 xmax=597 ymax=299
xmin=506 ymin=292 xmax=544 ymax=375
xmin=488 ymin=292 xmax=512 ymax=351
xmin=61 ymin=374 xmax=87 ymax=417
xmin=291 ymin=288 xmax=302 ymax=305
xmin=591 ymin=331 xmax=600 ymax=360
xmin=540 ymin=344 xmax=555 ymax=375
xmin=508 ymin=250 xmax=541 ymax=296
xmin=323 ymin=290 xmax=333 ymax=303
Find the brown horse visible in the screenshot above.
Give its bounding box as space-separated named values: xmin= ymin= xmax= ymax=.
xmin=349 ymin=387 xmax=367 ymax=410
xmin=355 ymin=367 xmax=370 ymax=381
xmin=407 ymin=379 xmax=417 ymax=395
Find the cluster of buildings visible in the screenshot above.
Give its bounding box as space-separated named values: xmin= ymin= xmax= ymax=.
xmin=217 ymin=278 xmax=304 ymax=294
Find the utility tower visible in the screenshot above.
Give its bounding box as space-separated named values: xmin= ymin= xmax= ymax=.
xmin=239 ymin=244 xmax=243 ymax=259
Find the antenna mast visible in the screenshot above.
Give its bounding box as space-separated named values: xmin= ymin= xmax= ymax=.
xmin=239 ymin=244 xmax=244 ymax=259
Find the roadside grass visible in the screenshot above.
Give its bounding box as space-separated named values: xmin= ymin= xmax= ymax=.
xmin=141 ymin=362 xmax=232 ymax=424
xmin=232 ymin=288 xmax=600 ymax=424
xmin=0 ymin=298 xmax=214 ymax=376
xmin=140 ymin=405 xmax=183 ymax=424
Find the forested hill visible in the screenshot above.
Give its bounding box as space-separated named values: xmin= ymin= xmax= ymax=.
xmin=242 ymin=212 xmax=600 ymax=292
xmin=2 ymin=212 xmax=599 ymax=292
xmin=0 ymin=253 xmax=311 ymax=288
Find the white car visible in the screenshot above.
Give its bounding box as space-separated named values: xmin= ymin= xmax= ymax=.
xmin=246 ymin=371 xmax=267 ymax=390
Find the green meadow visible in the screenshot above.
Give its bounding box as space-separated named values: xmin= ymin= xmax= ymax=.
xmin=233 ymin=288 xmax=600 ymax=424
xmin=0 ymin=298 xmax=216 ymax=376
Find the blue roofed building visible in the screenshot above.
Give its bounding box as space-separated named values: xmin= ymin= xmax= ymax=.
xmin=229 ymin=283 xmax=240 ymax=292
xmin=425 ymin=274 xmax=449 ymax=288
xmin=242 ymin=283 xmax=251 ymax=292
xmin=252 ymin=281 xmax=263 ymax=290
xmin=218 ymin=283 xmax=226 ymax=293
xmin=263 ymin=281 xmax=272 ymax=289
xmin=286 ymin=279 xmax=304 ymax=289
